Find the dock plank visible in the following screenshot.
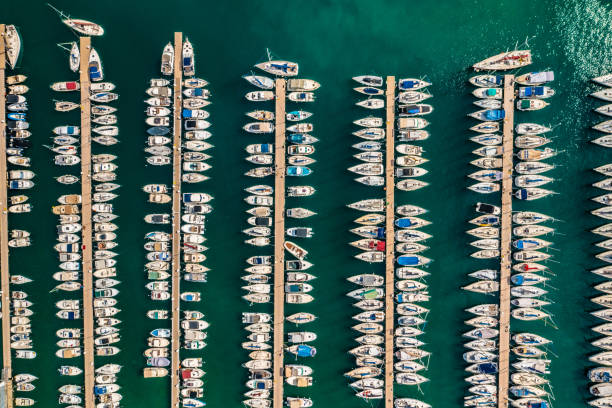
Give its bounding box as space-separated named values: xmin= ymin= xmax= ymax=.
xmin=170 ymin=31 xmax=183 ymax=408
xmin=273 ymin=78 xmax=286 ymax=408
xmin=0 ymin=23 xmax=14 ymax=408
xmin=385 ymin=76 xmax=396 ymax=408
xmin=497 ymin=74 xmax=515 ymax=408
xmin=79 ymin=36 xmax=94 ymax=408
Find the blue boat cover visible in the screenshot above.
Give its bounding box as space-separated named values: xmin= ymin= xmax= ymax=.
xmin=517 ymin=189 xmax=528 ymax=200
xmin=399 ymin=80 xmax=418 ymax=90
xmin=260 ymin=144 xmax=271 ymax=153
xmin=515 ymin=240 xmax=528 ymax=249
xmin=484 ymin=110 xmax=505 ymax=120
xmin=514 ymin=275 xmax=525 ymax=285
xmin=183 ymin=57 xmax=192 ymax=66
xmin=376 ymin=227 xmax=385 ymax=239
xmin=94 ymin=386 xmax=107 ymax=395
xmin=486 ymin=88 xmax=497 ymax=96
xmin=182 ymin=109 xmax=193 ymax=118
xmin=476 ymin=363 xmax=498 ymax=374
xmin=271 ymin=63 xmax=290 ymax=72
xmin=289 ymin=134 xmax=304 ymax=143
xmin=89 ymin=67 xmax=101 ymax=80
xmin=395 ymin=219 xmax=414 ymax=228
xmin=397 ymin=256 xmax=419 ymax=266
xmin=296 ymin=344 xmax=316 ymax=357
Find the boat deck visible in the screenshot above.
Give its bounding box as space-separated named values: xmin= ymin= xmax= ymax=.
xmin=384 ymin=76 xmax=396 ymax=408
xmin=0 ymin=23 xmax=15 ymax=408
xmin=497 ymin=74 xmax=515 ymax=408
xmin=170 ymin=31 xmax=183 ymax=408
xmin=273 ymin=78 xmax=286 ymax=408
xmin=79 ymin=36 xmax=95 ymax=408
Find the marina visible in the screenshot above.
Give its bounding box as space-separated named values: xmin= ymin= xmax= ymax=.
xmin=0 ymin=22 xmax=15 ymax=408
xmin=497 ymin=74 xmax=515 ymax=408
xmin=170 ymin=31 xmax=183 ymax=408
xmin=384 ymin=76 xmax=395 ymax=408
xmin=78 ymin=36 xmax=95 ymax=408
xmin=0 ymin=3 xmax=609 ymax=408
xmin=272 ymin=78 xmax=286 ymax=408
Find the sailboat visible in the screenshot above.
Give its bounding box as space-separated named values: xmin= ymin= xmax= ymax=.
xmin=69 ymin=42 xmax=79 ymax=72
xmin=473 ymin=50 xmax=532 ymax=71
xmin=49 ymin=5 xmax=105 ymax=36
xmin=255 ymin=54 xmax=299 ymax=77
xmin=5 ymin=25 xmax=21 ymax=69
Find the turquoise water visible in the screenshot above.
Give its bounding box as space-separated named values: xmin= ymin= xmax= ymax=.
xmin=2 ymin=0 xmax=612 ymax=406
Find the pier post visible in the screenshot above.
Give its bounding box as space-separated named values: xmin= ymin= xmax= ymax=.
xmin=170 ymin=31 xmax=183 ymax=408
xmin=273 ymin=78 xmax=286 ymax=408
xmin=497 ymin=74 xmax=515 ymax=408
xmin=384 ymin=76 xmax=396 ymax=408
xmin=79 ymin=36 xmax=95 ymax=408
xmin=0 ymin=22 xmax=15 ymax=408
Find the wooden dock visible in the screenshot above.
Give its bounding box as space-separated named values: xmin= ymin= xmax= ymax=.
xmin=0 ymin=23 xmax=15 ymax=408
xmin=384 ymin=76 xmax=396 ymax=408
xmin=170 ymin=31 xmax=183 ymax=408
xmin=79 ymin=36 xmax=95 ymax=408
xmin=272 ymin=78 xmax=286 ymax=408
xmin=497 ymin=74 xmax=515 ymax=408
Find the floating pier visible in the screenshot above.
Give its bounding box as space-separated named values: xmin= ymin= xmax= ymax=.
xmin=497 ymin=74 xmax=515 ymax=408
xmin=170 ymin=31 xmax=183 ymax=408
xmin=79 ymin=36 xmax=95 ymax=408
xmin=273 ymin=78 xmax=286 ymax=408
xmin=384 ymin=76 xmax=396 ymax=408
xmin=0 ymin=23 xmax=15 ymax=408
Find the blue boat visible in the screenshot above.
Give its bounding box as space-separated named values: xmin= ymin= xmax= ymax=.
xmin=295 ymin=344 xmax=316 ymax=357
xmin=361 ymin=87 xmax=382 ymax=95
xmin=514 ymin=189 xmax=530 ymax=200
xmin=286 ymin=166 xmax=311 ymax=176
xmin=89 ymin=65 xmax=101 ymax=81
xmin=189 ymin=88 xmax=206 ymax=97
xmin=287 ymin=133 xmax=318 ymax=144
xmin=257 ymin=144 xmax=272 ymax=154
xmin=64 ymin=311 xmax=77 ymax=320
xmin=395 ymin=218 xmax=417 ymax=228
xmin=94 ymin=385 xmax=111 ymax=395
xmin=151 ymin=328 xmax=171 ymax=337
xmin=7 ymin=112 xmax=25 ymax=121
xmin=396 ymin=256 xmax=420 ymax=266
xmin=474 ymin=362 xmax=498 ymax=374
xmin=147 ymin=126 xmax=170 ymax=136
xmin=514 ymin=239 xmax=536 ymax=250
xmin=484 ymin=109 xmax=505 ymax=121
xmin=519 ymin=86 xmax=552 ymax=98
xmin=362 ymin=227 xmax=385 ymax=239
xmin=182 ymin=293 xmax=198 ymax=301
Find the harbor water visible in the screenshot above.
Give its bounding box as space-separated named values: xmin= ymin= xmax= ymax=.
xmin=2 ymin=0 xmax=612 ymax=406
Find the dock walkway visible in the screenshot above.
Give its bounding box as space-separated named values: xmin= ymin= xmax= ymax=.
xmin=272 ymin=78 xmax=286 ymax=408
xmin=0 ymin=22 xmax=14 ymax=408
xmin=384 ymin=76 xmax=396 ymax=408
xmin=79 ymin=36 xmax=95 ymax=408
xmin=170 ymin=32 xmax=183 ymax=408
xmin=497 ymin=74 xmax=515 ymax=408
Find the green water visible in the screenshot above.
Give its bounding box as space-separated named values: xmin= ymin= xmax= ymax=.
xmin=2 ymin=0 xmax=612 ymax=406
